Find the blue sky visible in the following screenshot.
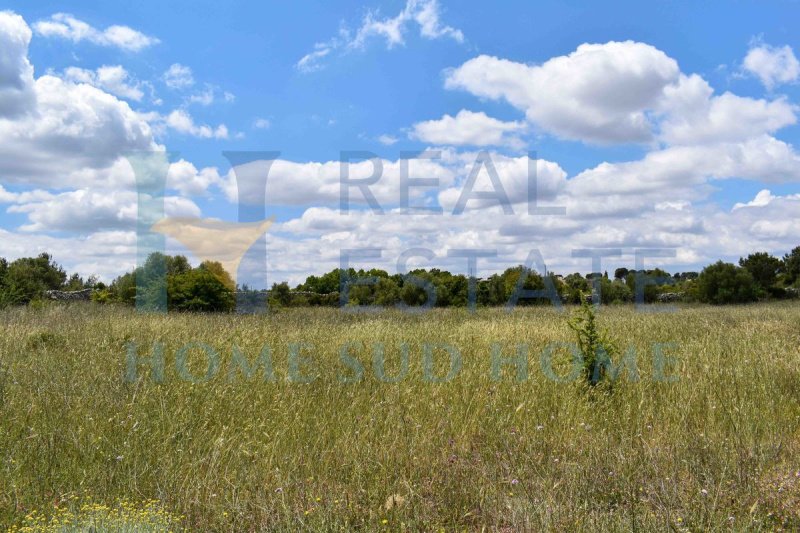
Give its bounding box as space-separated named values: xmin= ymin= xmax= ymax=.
xmin=0 ymin=1 xmax=799 ymax=284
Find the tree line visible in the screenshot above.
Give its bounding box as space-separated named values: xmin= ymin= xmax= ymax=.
xmin=0 ymin=247 xmax=798 ymax=312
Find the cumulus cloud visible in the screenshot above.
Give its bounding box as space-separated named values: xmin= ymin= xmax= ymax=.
xmin=220 ymin=156 xmax=456 ymax=208
xmin=0 ymin=11 xmax=36 ymax=118
xmin=743 ymin=42 xmax=800 ymax=89
xmin=657 ymin=74 xmax=797 ymax=144
xmin=445 ymin=41 xmax=680 ymax=144
xmin=0 ymin=12 xmax=157 ymax=188
xmin=0 ymin=228 xmax=138 ymax=282
xmin=411 ymin=110 xmax=526 ymax=147
xmin=166 ymin=159 xmax=223 ymax=196
xmin=7 ymin=189 xmax=200 ymax=232
xmin=32 ymin=13 xmax=158 ymax=52
xmin=62 ymin=65 xmax=145 ymax=101
xmin=733 ymin=189 xmax=800 ymax=210
xmin=436 ymin=153 xmax=566 ymax=210
xmin=296 ymin=0 xmax=463 ymax=72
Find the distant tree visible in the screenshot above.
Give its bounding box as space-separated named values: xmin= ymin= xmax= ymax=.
xmin=166 ymin=255 xmax=192 ymax=276
xmin=63 ymin=273 xmax=86 ymax=291
xmin=697 ymin=261 xmax=758 ymax=304
xmin=600 ymin=277 xmax=633 ymax=304
xmin=298 ymin=269 xmax=341 ymax=294
xmin=614 ymin=267 xmax=629 ymax=280
xmin=373 ymin=277 xmax=400 ymax=306
xmin=199 ymin=261 xmax=235 ymax=291
xmin=400 ymin=273 xmax=432 ymax=306
xmin=563 ymin=272 xmax=590 ymax=304
xmin=478 ymin=274 xmax=507 ymax=306
xmin=109 ymin=272 xmax=137 ymax=305
xmin=783 ymin=246 xmax=800 ymax=285
xmin=739 ymin=252 xmax=781 ymax=290
xmin=3 ymin=253 xmax=67 ymax=304
xmin=169 ymin=267 xmax=235 ymax=312
xmin=269 ymin=281 xmax=292 ymax=307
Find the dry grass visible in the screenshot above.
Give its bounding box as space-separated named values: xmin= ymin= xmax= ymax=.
xmin=1 ymin=302 xmax=799 ymax=531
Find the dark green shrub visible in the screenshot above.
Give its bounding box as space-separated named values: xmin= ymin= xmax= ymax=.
xmin=697 ymin=261 xmax=758 ymax=304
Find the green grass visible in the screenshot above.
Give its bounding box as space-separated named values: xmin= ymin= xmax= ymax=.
xmin=1 ymin=302 xmax=800 ymax=531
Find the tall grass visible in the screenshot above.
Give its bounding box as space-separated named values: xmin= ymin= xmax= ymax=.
xmin=1 ymin=302 xmax=799 ymax=531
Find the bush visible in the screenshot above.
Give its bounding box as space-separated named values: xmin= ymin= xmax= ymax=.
xmin=2 ymin=253 xmax=66 ymax=305
xmin=169 ymin=267 xmax=235 ymax=312
xmin=567 ymin=301 xmax=620 ymax=386
xmin=697 ymin=261 xmax=758 ymax=304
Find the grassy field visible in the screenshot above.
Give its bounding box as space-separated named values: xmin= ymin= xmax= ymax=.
xmin=1 ymin=302 xmax=800 ymax=531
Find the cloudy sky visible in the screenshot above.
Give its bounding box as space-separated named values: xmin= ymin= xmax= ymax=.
xmin=0 ymin=0 xmax=799 ymax=286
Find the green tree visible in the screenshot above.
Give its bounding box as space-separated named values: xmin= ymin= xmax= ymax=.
xmin=783 ymin=246 xmax=800 ymax=285
xmin=63 ymin=273 xmax=86 ymax=291
xmin=697 ymin=261 xmax=758 ymax=304
xmin=374 ymin=277 xmax=400 ymax=306
xmin=169 ymin=267 xmax=235 ymax=312
xmin=199 ymin=261 xmax=235 ymax=291
xmin=269 ymin=281 xmax=292 ymax=307
xmin=3 ymin=253 xmax=67 ymax=304
xmin=739 ymin=252 xmax=781 ymax=290
xmin=109 ymin=272 xmax=137 ymax=305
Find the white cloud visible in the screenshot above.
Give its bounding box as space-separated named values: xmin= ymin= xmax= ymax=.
xmin=187 ymin=87 xmax=214 ymax=106
xmin=63 ymin=65 xmax=144 ymax=101
xmin=166 ymin=159 xmax=223 ymax=196
xmin=0 ymin=12 xmax=157 ymax=188
xmin=253 ymin=118 xmax=271 ymax=129
xmin=163 ymin=63 xmax=194 ymax=89
xmin=657 ymin=74 xmax=797 ymax=145
xmin=568 ymin=135 xmax=800 ymax=204
xmin=221 ymin=156 xmax=456 ymax=207
xmin=0 ymin=11 xmax=35 ymax=118
xmin=297 ymin=45 xmax=333 ymax=73
xmin=185 ymin=86 xmax=235 ymax=107
xmin=411 ymin=110 xmax=526 ymax=147
xmin=377 ymin=134 xmax=398 ymax=145
xmin=0 ymin=228 xmax=138 ymax=282
xmin=32 ymin=13 xmax=158 ymax=52
xmin=350 ymin=0 xmax=463 ymax=48
xmin=296 ymin=0 xmax=463 ymax=72
xmin=164 ymin=109 xmax=229 ymax=139
xmin=743 ymin=42 xmax=800 ymax=89
xmin=733 ymin=189 xmax=774 ymax=210
xmin=7 ymin=189 xmax=200 ymax=232
xmin=445 ymin=42 xmax=680 ymax=144
xmin=437 ymin=153 xmax=566 ymax=210
xmin=733 ymin=189 xmax=800 ymax=210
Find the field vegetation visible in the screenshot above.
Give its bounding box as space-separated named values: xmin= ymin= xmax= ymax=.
xmin=2 ymin=302 xmax=800 ymax=531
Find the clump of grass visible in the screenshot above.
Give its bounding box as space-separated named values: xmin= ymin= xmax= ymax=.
xmin=567 ymin=301 xmax=620 ymax=386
